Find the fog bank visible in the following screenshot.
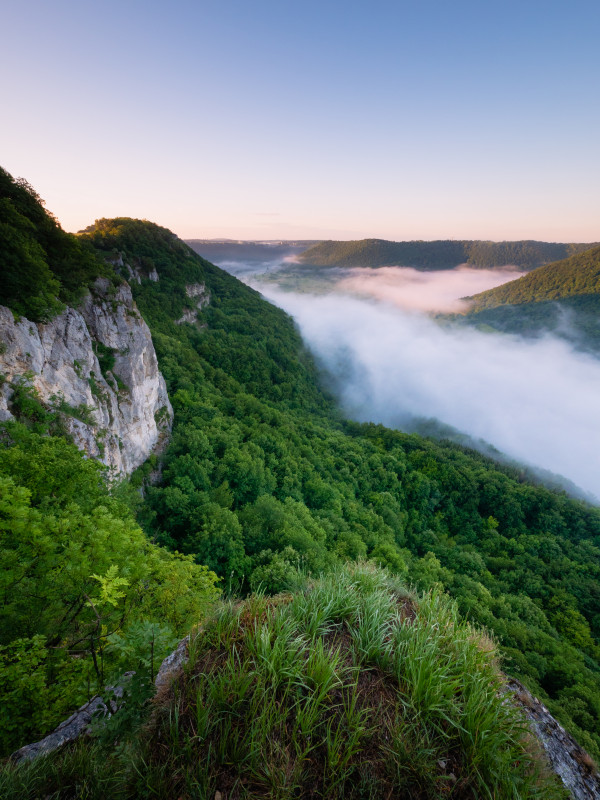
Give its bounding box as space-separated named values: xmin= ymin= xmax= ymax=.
xmin=337 ymin=266 xmax=522 ymax=312
xmin=259 ymin=287 xmax=600 ymax=501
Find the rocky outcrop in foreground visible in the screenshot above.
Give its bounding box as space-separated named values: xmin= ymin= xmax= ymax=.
xmin=11 ymin=682 xmax=129 ymax=763
xmin=0 ymin=278 xmax=172 ymax=475
xmin=507 ymin=678 xmax=600 ymax=799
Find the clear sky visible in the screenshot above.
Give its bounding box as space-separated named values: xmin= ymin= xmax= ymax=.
xmin=2 ymin=0 xmax=599 ymax=241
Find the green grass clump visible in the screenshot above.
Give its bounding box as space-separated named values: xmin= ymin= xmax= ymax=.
xmin=139 ymin=563 xmax=561 ymax=799
xmin=0 ymin=742 xmax=125 ymax=800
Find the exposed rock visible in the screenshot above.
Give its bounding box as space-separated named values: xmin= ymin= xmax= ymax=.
xmin=154 ymin=635 xmax=190 ymax=693
xmin=175 ymin=308 xmax=200 ymax=325
xmin=123 ymin=261 xmax=159 ymax=284
xmin=176 ymin=283 xmax=211 ymax=324
xmin=126 ymin=264 xmax=142 ymax=284
xmin=185 ymin=282 xmax=210 ymax=307
xmin=105 ymin=251 xmax=124 ymax=269
xmin=11 ymin=680 xmax=130 ymax=763
xmin=0 ymin=279 xmax=173 ymax=475
xmin=10 ymin=639 xmax=190 ymax=763
xmin=507 ymin=678 xmax=600 ymax=799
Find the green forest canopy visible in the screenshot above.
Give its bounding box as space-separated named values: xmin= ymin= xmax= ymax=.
xmin=81 ymin=217 xmax=600 ymax=760
xmin=0 ymin=179 xmax=600 ymax=767
xmin=0 ymin=167 xmax=106 ymax=320
xmin=466 ymin=245 xmax=600 ymax=311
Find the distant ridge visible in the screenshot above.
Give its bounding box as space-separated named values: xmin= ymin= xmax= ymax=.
xmin=298 ymin=238 xmax=597 ymax=271
xmin=185 ymin=239 xmax=320 ymax=266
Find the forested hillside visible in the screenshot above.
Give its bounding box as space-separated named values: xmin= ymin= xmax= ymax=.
xmin=298 ymin=238 xmax=596 ymax=270
xmin=82 ymin=218 xmax=600 ymax=760
xmin=466 ymin=246 xmax=600 ymax=310
xmin=459 ymin=246 xmax=600 ymax=354
xmin=1 ymin=172 xmax=600 ymax=780
xmin=0 ymin=168 xmax=106 ymax=320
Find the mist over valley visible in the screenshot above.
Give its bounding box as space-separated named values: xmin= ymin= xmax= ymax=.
xmin=200 ymin=243 xmax=600 ymax=501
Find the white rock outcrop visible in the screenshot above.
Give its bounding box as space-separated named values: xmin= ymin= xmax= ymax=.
xmin=175 ymin=283 xmax=210 ymax=324
xmin=0 ymin=278 xmax=172 ymax=475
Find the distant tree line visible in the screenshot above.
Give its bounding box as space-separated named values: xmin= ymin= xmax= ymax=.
xmin=298 ymin=237 xmax=598 ymax=270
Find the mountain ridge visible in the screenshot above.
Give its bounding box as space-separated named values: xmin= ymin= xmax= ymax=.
xmin=298 ymin=238 xmax=598 ymax=271
xmin=455 ymin=246 xmax=600 ymax=356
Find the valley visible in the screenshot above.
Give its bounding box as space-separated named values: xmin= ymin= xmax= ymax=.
xmin=1 ymin=170 xmax=599 ymax=799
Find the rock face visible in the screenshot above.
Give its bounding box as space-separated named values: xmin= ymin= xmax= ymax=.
xmin=507 ymin=678 xmax=600 ymax=799
xmin=0 ymin=278 xmax=172 ymax=475
xmin=176 ymin=283 xmax=210 ymax=324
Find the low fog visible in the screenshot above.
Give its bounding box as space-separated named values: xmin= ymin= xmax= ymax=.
xmin=214 ymin=253 xmax=600 ymax=501
xmin=336 ymin=266 xmax=522 ymax=313
xmin=262 ymin=287 xmax=600 ymax=501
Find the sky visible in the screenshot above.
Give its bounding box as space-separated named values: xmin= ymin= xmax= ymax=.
xmin=2 ymin=0 xmax=599 ymax=241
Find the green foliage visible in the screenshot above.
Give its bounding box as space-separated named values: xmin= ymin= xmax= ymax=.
xmin=8 ymin=378 xmax=56 ymax=431
xmin=465 ymin=240 xmax=596 ymax=270
xmin=456 ymin=247 xmax=600 ymax=354
xmin=0 ymin=424 xmax=220 ymax=755
xmin=0 ymin=198 xmax=63 ymax=320
xmin=298 ymin=238 xmax=596 ymax=270
xmin=135 ymin=565 xmax=563 ymax=799
xmin=0 ymin=167 xmax=106 ymax=320
xmin=92 ymin=340 xmax=116 ymax=379
xmin=49 ymin=393 xmax=96 ymax=425
xmin=89 ymin=621 xmax=180 ymax=745
xmin=300 ymin=238 xmax=470 ymax=269
xmin=0 ymin=636 xmax=67 ymax=758
xmin=0 ymin=565 xmax=564 ymax=799
xmin=0 ymin=741 xmax=125 ymax=800
xmin=77 ymin=217 xmax=600 ymax=758
xmin=467 ymin=245 xmax=600 ymax=310
xmin=2 ymin=201 xmax=600 ymax=774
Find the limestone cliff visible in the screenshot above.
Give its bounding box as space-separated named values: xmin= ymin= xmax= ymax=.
xmin=0 ymin=278 xmax=172 ymax=475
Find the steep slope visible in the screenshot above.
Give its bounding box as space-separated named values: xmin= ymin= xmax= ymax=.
xmin=77 ymin=217 xmax=600 ymax=761
xmin=0 ymin=171 xmax=173 ymax=474
xmin=0 ymin=279 xmax=172 ymax=474
xmin=460 ymin=247 xmax=600 ymax=355
xmin=2 ymin=174 xmax=600 ymax=766
xmin=466 ymin=246 xmax=600 ymax=311
xmin=80 ymin=218 xmax=328 ymax=413
xmin=298 ymin=238 xmax=596 ymax=270
xmin=0 ymin=167 xmax=105 ymax=319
